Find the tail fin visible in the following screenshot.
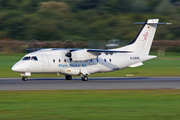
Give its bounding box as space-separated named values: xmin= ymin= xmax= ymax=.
xmin=116 ymin=19 xmax=159 ymax=55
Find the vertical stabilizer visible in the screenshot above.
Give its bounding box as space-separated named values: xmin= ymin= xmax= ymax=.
xmin=115 ymin=19 xmax=159 ymax=55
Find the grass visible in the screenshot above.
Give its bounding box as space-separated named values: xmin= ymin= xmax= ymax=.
xmin=0 ymin=90 xmax=180 ymax=120
xmin=0 ymin=53 xmax=180 ymax=78
xmin=0 ymin=53 xmax=180 ymax=120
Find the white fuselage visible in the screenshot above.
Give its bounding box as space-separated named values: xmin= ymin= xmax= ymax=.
xmin=12 ymin=49 xmax=156 ymax=76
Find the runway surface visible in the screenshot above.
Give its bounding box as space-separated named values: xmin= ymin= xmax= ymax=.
xmin=0 ymin=77 xmax=180 ymax=90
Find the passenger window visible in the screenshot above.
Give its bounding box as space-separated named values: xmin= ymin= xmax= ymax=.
xmin=53 ymin=59 xmax=55 ymax=63
xmin=22 ymin=57 xmax=31 ymax=60
xmin=31 ymin=56 xmax=38 ymax=61
xmin=64 ymin=59 xmax=66 ymax=62
xmin=104 ymin=59 xmax=106 ymax=62
xmin=97 ymin=59 xmax=99 ymax=62
xmin=109 ymin=59 xmax=111 ymax=62
xmin=59 ymin=59 xmax=61 ymax=62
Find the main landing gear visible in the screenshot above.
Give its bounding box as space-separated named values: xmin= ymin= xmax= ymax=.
xmin=22 ymin=76 xmax=28 ymax=81
xmin=79 ymin=70 xmax=89 ymax=81
xmin=65 ymin=75 xmax=72 ymax=80
xmin=65 ymin=75 xmax=88 ymax=81
xmin=81 ymin=76 xmax=88 ymax=81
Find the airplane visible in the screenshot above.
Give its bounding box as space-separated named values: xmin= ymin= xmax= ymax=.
xmin=11 ymin=19 xmax=171 ymax=81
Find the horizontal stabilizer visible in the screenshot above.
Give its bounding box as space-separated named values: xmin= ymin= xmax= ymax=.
xmin=134 ymin=20 xmax=172 ymax=25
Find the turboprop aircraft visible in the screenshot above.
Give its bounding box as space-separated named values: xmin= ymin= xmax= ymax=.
xmin=12 ymin=19 xmax=171 ymax=81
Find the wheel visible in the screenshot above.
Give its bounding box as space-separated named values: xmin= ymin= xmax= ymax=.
xmin=81 ymin=76 xmax=88 ymax=81
xmin=81 ymin=77 xmax=85 ymax=81
xmin=22 ymin=76 xmax=28 ymax=81
xmin=84 ymin=76 xmax=88 ymax=81
xmin=65 ymin=75 xmax=72 ymax=80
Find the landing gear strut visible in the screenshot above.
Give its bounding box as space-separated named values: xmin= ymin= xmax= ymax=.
xmin=81 ymin=76 xmax=88 ymax=81
xmin=22 ymin=76 xmax=28 ymax=81
xmin=65 ymin=75 xmax=72 ymax=80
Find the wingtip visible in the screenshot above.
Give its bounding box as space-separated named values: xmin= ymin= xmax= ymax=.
xmin=166 ymin=23 xmax=172 ymax=25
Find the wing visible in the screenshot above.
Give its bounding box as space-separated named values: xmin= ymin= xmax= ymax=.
xmin=87 ymin=49 xmax=133 ymax=54
xmin=66 ymin=49 xmax=133 ymax=61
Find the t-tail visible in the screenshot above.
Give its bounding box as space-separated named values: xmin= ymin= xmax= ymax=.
xmin=115 ymin=19 xmax=171 ymax=55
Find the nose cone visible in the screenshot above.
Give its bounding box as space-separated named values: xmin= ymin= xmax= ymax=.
xmin=12 ymin=61 xmax=25 ymax=72
xmin=12 ymin=62 xmax=20 ymax=72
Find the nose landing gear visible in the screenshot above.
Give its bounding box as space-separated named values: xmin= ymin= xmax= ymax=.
xmin=21 ymin=72 xmax=31 ymax=81
xmin=22 ymin=76 xmax=28 ymax=81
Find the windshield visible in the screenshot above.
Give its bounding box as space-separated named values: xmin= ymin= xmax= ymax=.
xmin=31 ymin=56 xmax=38 ymax=61
xmin=22 ymin=56 xmax=38 ymax=61
xmin=22 ymin=56 xmax=31 ymax=60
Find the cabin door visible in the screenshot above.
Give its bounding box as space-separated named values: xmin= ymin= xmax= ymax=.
xmin=41 ymin=55 xmax=49 ymax=70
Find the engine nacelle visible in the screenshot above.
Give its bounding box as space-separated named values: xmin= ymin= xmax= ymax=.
xmin=67 ymin=49 xmax=97 ymax=61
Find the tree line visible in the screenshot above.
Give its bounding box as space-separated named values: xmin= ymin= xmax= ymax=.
xmin=0 ymin=0 xmax=179 ymax=42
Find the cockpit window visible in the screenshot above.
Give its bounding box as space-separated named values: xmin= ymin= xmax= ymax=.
xmin=22 ymin=56 xmax=38 ymax=61
xmin=22 ymin=57 xmax=31 ymax=60
xmin=31 ymin=56 xmax=38 ymax=61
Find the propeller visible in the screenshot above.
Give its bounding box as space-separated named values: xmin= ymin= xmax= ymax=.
xmin=62 ymin=40 xmax=77 ymax=62
xmin=26 ymin=39 xmax=42 ymax=53
xmin=61 ymin=40 xmax=77 ymax=48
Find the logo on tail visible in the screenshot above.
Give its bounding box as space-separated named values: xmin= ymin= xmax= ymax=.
xmin=143 ymin=32 xmax=148 ymax=40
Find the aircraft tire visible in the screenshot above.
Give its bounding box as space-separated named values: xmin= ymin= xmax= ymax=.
xmin=22 ymin=76 xmax=28 ymax=81
xmin=81 ymin=76 xmax=88 ymax=81
xmin=65 ymin=75 xmax=72 ymax=80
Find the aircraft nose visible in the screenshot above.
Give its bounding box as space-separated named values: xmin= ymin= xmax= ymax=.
xmin=11 ymin=63 xmax=20 ymax=72
xmin=12 ymin=61 xmax=24 ymax=72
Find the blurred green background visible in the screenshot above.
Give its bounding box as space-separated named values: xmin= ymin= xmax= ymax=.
xmin=0 ymin=0 xmax=179 ymax=41
xmin=0 ymin=0 xmax=179 ymax=53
